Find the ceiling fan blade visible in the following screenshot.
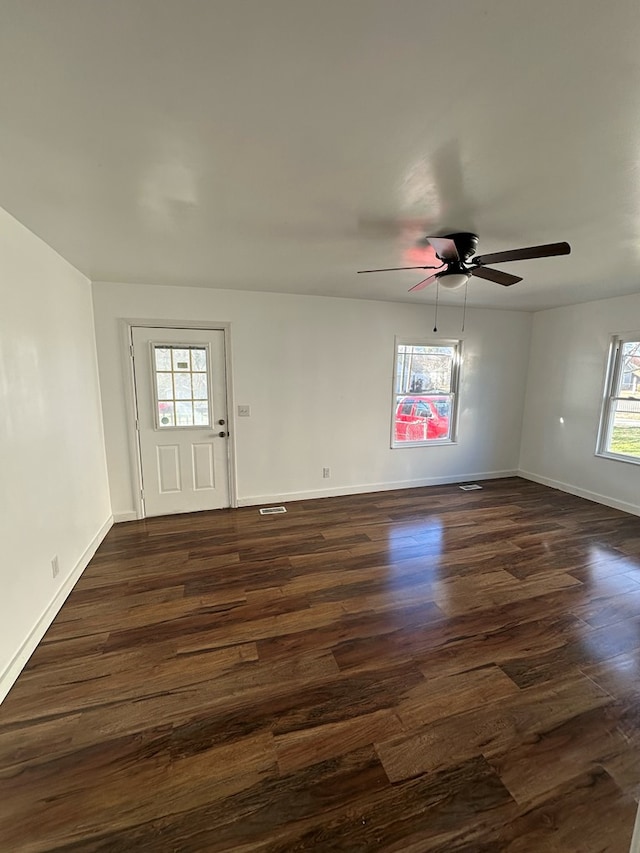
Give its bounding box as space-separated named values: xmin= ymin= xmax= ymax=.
xmin=357 ymin=265 xmax=440 ymax=274
xmin=426 ymin=236 xmax=460 ymax=262
xmin=409 ymin=274 xmax=439 ymax=292
xmin=473 ymin=241 xmax=571 ymax=266
xmin=471 ymin=266 xmax=522 ymax=287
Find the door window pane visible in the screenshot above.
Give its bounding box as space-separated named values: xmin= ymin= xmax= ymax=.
xmin=172 ymin=349 xmax=191 ymax=371
xmin=194 ymin=401 xmax=209 ymax=425
xmin=153 ymin=345 xmax=210 ymax=428
xmin=158 ymin=401 xmax=175 ymax=426
xmin=155 ymin=347 xmax=172 ymax=371
xmin=174 ymin=373 xmax=193 ymax=399
xmin=192 ymin=373 xmax=208 ymax=399
xmin=191 ymin=349 xmax=207 ymax=371
xmin=156 ymin=372 xmax=173 ymax=400
xmin=175 ymin=401 xmax=194 ymax=425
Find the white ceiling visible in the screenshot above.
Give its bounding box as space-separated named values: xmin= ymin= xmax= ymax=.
xmin=1 ymin=0 xmax=640 ymax=311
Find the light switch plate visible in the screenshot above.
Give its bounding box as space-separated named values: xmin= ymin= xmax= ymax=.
xmin=237 ymin=405 xmax=251 ymax=417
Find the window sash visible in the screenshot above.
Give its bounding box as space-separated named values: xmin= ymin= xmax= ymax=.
xmin=597 ymin=336 xmax=640 ymax=462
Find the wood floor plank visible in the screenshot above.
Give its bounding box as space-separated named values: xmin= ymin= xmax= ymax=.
xmin=501 ymin=615 xmax=640 ymax=689
xmin=0 ymin=642 xmax=260 ymax=727
xmin=486 ymin=704 xmax=632 ymax=805
xmin=573 ymin=584 xmax=640 ymax=629
xmin=333 ymin=609 xmax=584 ymax=680
xmin=64 ymin=649 xmax=342 ymax=750
xmin=423 ymin=768 xmax=637 ymax=852
xmin=395 ymin=664 xmax=521 ymax=728
xmin=275 ymin=708 xmax=404 ymax=774
xmin=375 ymin=674 xmax=611 ymax=782
xmin=50 ymin=746 xmax=392 ymax=852
xmin=0 ymin=731 xmax=277 ymax=852
xmin=255 ymin=754 xmax=516 ymax=853
xmin=432 ymin=567 xmax=582 ymax=616
xmin=1 ymin=477 xmax=639 ymax=851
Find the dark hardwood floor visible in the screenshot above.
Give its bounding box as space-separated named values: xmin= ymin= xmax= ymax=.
xmin=1 ymin=477 xmax=640 ymax=851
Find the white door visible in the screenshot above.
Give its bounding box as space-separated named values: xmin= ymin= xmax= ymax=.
xmin=131 ymin=326 xmax=231 ymax=517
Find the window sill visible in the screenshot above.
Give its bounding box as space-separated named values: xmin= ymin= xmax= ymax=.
xmin=391 ymin=439 xmax=457 ymax=449
xmin=595 ymin=450 xmax=640 ymax=467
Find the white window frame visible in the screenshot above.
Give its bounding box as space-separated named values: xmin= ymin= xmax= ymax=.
xmin=391 ymin=337 xmax=462 ymax=448
xmin=596 ymin=332 xmax=640 ymax=466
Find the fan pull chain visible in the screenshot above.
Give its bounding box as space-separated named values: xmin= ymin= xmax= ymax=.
xmin=461 ymin=278 xmax=469 ymax=332
xmin=433 ymin=280 xmax=440 ymax=332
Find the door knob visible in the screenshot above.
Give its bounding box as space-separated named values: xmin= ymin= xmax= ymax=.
xmin=217 ymin=431 xmax=226 ymax=438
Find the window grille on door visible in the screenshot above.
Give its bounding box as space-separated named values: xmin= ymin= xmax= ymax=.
xmin=152 ymin=344 xmax=211 ymax=428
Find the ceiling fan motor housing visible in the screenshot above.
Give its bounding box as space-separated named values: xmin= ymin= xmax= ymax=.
xmin=444 ymin=232 xmax=479 ymax=262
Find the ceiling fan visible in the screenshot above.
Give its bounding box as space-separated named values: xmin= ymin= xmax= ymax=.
xmin=357 ymin=232 xmax=571 ymax=291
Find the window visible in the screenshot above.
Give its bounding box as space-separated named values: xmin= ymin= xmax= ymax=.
xmin=153 ymin=344 xmax=211 ymax=428
xmin=597 ymin=335 xmax=640 ymax=463
xmin=392 ymin=340 xmax=461 ymax=446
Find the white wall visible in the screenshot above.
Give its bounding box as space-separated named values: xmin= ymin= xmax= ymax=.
xmin=0 ymin=207 xmax=112 ymax=702
xmin=519 ymin=292 xmax=640 ymax=515
xmin=92 ymin=282 xmax=532 ymax=518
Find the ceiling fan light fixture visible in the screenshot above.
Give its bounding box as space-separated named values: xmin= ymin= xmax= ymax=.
xmin=438 ymin=272 xmax=470 ymax=290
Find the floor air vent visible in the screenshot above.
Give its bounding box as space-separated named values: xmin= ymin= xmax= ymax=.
xmin=459 ymin=484 xmax=483 ymax=491
xmin=259 ymin=506 xmax=287 ymax=515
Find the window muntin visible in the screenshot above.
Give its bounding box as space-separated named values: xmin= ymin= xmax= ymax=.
xmin=415 ymin=402 xmax=433 ymax=418
xmin=597 ymin=336 xmax=640 ymax=463
xmin=432 ymin=400 xmax=450 ymax=417
xmin=392 ymin=341 xmax=461 ymax=446
xmin=152 ymin=344 xmax=211 ymax=428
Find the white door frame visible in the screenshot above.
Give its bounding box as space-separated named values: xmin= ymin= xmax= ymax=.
xmin=121 ymin=319 xmax=237 ymax=519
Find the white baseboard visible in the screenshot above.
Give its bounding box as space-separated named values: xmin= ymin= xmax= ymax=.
xmin=113 ymin=510 xmax=139 ymax=523
xmin=0 ymin=515 xmax=114 ymax=705
xmin=518 ymin=470 xmax=640 ymax=518
xmin=630 ymin=803 xmax=640 ymax=853
xmin=237 ymin=470 xmax=518 ymax=508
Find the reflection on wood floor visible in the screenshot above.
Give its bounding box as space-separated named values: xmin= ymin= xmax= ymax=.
xmin=1 ymin=477 xmax=640 ymax=851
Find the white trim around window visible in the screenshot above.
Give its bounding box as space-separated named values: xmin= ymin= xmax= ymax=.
xmin=596 ymin=333 xmax=640 ymax=466
xmin=391 ymin=337 xmax=462 ymax=448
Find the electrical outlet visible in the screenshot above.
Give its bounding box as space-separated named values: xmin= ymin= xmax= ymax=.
xmin=237 ymin=405 xmax=251 ymax=417
xmin=322 ymin=467 xmax=330 ymax=478
xmin=51 ymin=555 xmax=60 ymax=578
